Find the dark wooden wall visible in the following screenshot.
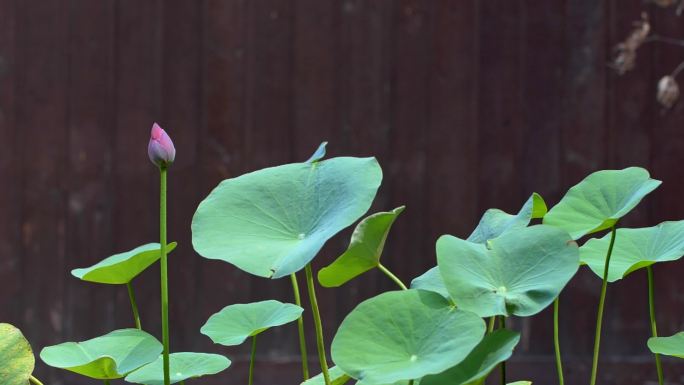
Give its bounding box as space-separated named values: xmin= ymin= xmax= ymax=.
xmin=2 ymin=1 xmax=684 ymax=384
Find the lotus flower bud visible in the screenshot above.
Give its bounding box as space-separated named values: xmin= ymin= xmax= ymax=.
xmin=657 ymin=75 xmax=679 ymax=109
xmin=148 ymin=123 xmax=176 ymax=167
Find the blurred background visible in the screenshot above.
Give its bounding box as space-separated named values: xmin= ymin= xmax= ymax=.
xmin=2 ymin=1 xmax=684 ymax=384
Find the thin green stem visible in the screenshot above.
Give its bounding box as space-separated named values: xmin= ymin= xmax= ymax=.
xmin=554 ymin=296 xmax=565 ymax=385
xmin=377 ymin=263 xmax=408 ymax=290
xmin=589 ymin=225 xmax=617 ymax=385
xmin=647 ymin=265 xmax=664 ymax=385
xmin=126 ymin=281 xmax=142 ymax=329
xmin=408 ymin=380 xmax=414 ymax=385
xmin=499 ymin=316 xmax=506 ymax=385
xmin=290 ymin=273 xmax=310 ymax=380
xmin=305 ymin=263 xmax=331 ymax=385
xmin=103 ymin=380 xmax=110 ymax=385
xmin=487 ymin=316 xmax=496 ymax=333
xmin=160 ymin=167 xmax=170 ymax=385
xmin=248 ymin=335 xmax=257 ymax=385
xmin=28 ymin=375 xmax=45 ymax=385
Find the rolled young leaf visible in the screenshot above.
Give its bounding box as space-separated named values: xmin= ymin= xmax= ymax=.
xmin=0 ymin=323 xmax=35 ymax=385
xmin=543 ymin=167 xmax=661 ymax=240
xmin=318 ymin=206 xmax=405 ymax=287
xmin=192 ymin=156 xmax=382 ymax=278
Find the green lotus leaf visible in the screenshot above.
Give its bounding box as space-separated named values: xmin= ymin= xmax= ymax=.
xmin=0 ymin=323 xmax=35 ymax=385
xmin=71 ymin=242 xmax=177 ymax=284
xmin=39 ymin=328 xmax=162 ymax=379
xmin=508 ymin=382 xmax=532 ymax=385
xmin=648 ymin=333 xmax=684 ymax=358
xmin=318 ymin=206 xmax=405 ymax=287
xmin=201 ymin=300 xmax=303 ymax=346
xmin=543 ymin=167 xmax=661 ymax=240
xmin=580 ymin=221 xmax=684 ymax=282
xmin=468 ymin=193 xmax=547 ymax=244
xmin=421 ymin=329 xmax=520 ymax=385
xmin=306 ymin=141 xmax=328 ymax=163
xmin=302 ymin=366 xmax=352 ymax=385
xmin=192 ymin=157 xmax=382 ymax=278
xmin=410 ymin=267 xmax=449 ymax=299
xmin=356 ymin=381 xmax=419 ymax=385
xmin=331 ymin=289 xmax=485 ymax=384
xmin=437 ymin=225 xmax=579 ymax=317
xmin=125 ymin=352 xmax=231 ymax=385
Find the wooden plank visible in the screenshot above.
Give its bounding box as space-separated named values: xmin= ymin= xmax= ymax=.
xmin=14 ymin=0 xmax=69 ymax=382
xmin=63 ymin=0 xmax=116 ymax=345
xmin=0 ymin=0 xmax=21 ymax=326
xmin=386 ymin=0 xmax=431 ymax=296
xmin=112 ymin=0 xmax=163 ymax=336
xmin=560 ymin=0 xmax=610 ymax=363
xmin=161 ymin=0 xmax=202 ymax=350
xmin=518 ymin=0 xmax=566 ymax=355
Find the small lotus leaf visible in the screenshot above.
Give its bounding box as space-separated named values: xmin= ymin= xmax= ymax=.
xmin=71 ymin=242 xmax=177 ymax=284
xmin=318 ymin=206 xmax=405 ymax=287
xmin=331 ymin=289 xmax=485 ymax=384
xmin=508 ymin=382 xmax=532 ymax=385
xmin=437 ymin=225 xmax=579 ymax=317
xmin=410 ymin=266 xmax=449 ymax=299
xmin=39 ymin=328 xmax=162 ymax=379
xmin=421 ymin=329 xmax=520 ymax=385
xmin=201 ymin=300 xmax=303 ymax=346
xmin=306 ymin=142 xmax=329 ymax=163
xmin=192 ymin=157 xmax=382 ymax=278
xmin=302 ymin=366 xmax=352 ymax=385
xmin=581 ymin=221 xmax=684 ymax=282
xmin=125 ymin=352 xmax=231 ymax=385
xmin=468 ymin=193 xmax=547 ymax=243
xmin=543 ymin=167 xmax=661 ymax=239
xmin=0 ymin=323 xmax=35 ymax=385
xmin=648 ymin=333 xmax=684 ymax=358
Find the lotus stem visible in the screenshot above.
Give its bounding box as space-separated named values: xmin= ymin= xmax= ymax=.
xmin=159 ymin=166 xmax=171 ymax=385
xmin=305 ymin=263 xmax=332 ymax=385
xmin=589 ymin=225 xmax=617 ymax=385
xmin=290 ymin=273 xmax=310 ymax=380
xmin=29 ymin=375 xmax=45 ymax=385
xmin=377 ymin=263 xmax=408 ymax=290
xmin=488 ymin=316 xmax=496 ymax=333
xmin=647 ymin=265 xmax=664 ymax=385
xmin=554 ymin=296 xmax=565 ymax=385
xmin=408 ymin=381 xmax=414 ymax=385
xmin=126 ymin=281 xmax=142 ymax=330
xmin=248 ymin=335 xmax=257 ymax=385
xmin=500 ymin=316 xmax=506 ymax=385
xmin=103 ymin=381 xmax=110 ymax=385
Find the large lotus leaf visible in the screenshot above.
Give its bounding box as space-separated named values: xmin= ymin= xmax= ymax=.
xmin=318 ymin=206 xmax=405 ymax=287
xmin=410 ymin=266 xmax=449 ymax=299
xmin=71 ymin=242 xmax=177 ymax=284
xmin=0 ymin=324 xmax=35 ymax=385
xmin=302 ymin=366 xmax=352 ymax=385
xmin=421 ymin=329 xmax=520 ymax=385
xmin=543 ymin=167 xmax=661 ymax=240
xmin=437 ymin=225 xmax=579 ymax=317
xmin=581 ymin=221 xmax=684 ymax=282
xmin=468 ymin=193 xmax=547 ymax=244
xmin=192 ymin=157 xmax=382 ymax=279
xmin=201 ymin=300 xmax=303 ymax=346
xmin=356 ymin=381 xmax=419 ymax=385
xmin=125 ymin=352 xmax=231 ymax=385
xmin=39 ymin=328 xmax=162 ymax=379
xmin=331 ymin=289 xmax=485 ymax=384
xmin=648 ymin=333 xmax=684 ymax=358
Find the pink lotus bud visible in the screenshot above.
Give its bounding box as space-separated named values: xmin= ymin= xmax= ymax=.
xmin=148 ymin=123 xmax=176 ymax=167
